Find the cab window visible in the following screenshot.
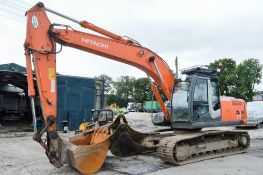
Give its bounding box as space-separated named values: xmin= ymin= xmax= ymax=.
xmin=171 ymin=81 xmax=189 ymax=121
xmin=193 ymin=78 xmax=209 ymax=119
xmin=211 ymin=78 xmax=220 ymax=110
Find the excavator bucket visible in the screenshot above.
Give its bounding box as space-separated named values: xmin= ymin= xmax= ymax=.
xmin=61 ymin=115 xmax=157 ymax=174
xmin=62 ymin=125 xmax=111 ymax=174
xmin=109 ymin=123 xmax=157 ymax=157
xmin=64 ymin=139 xmax=110 ymax=174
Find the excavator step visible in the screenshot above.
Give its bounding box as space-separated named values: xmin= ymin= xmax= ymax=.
xmin=157 ymin=130 xmax=250 ymax=165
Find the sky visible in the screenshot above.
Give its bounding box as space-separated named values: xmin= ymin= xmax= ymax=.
xmin=0 ymin=0 xmax=263 ymax=91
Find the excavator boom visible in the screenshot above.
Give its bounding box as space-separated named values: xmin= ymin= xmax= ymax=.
xmin=25 ymin=2 xmax=174 ymax=119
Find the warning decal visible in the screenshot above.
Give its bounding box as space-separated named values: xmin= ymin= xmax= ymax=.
xmin=48 ymin=68 xmax=55 ymax=80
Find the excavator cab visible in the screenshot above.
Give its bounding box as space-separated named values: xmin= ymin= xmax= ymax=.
xmin=153 ymin=66 xmax=245 ymax=129
xmin=170 ymin=67 xmax=244 ymax=129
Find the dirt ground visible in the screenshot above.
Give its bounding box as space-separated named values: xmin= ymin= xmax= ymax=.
xmin=0 ymin=112 xmax=263 ymax=175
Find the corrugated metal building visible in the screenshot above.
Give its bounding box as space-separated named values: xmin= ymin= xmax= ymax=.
xmin=57 ymin=75 xmax=96 ymax=130
xmin=0 ymin=63 xmax=104 ymax=130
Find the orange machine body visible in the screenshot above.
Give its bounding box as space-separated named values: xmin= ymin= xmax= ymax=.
xmin=220 ymin=97 xmax=247 ymax=123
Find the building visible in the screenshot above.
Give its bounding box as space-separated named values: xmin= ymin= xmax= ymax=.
xmin=253 ymin=91 xmax=263 ymax=101
xmin=0 ymin=63 xmax=104 ymax=130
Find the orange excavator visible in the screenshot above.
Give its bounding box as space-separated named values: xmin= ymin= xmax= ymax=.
xmin=24 ymin=2 xmax=250 ymax=175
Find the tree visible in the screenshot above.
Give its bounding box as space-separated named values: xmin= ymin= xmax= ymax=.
xmin=133 ymin=77 xmax=168 ymax=103
xmin=133 ymin=78 xmax=151 ymax=103
xmin=209 ymin=58 xmax=263 ymax=101
xmin=103 ymin=75 xmax=172 ymax=107
xmin=234 ymin=59 xmax=262 ymax=101
xmin=114 ymin=76 xmax=135 ymax=107
xmin=106 ymin=94 xmax=119 ymax=106
xmin=95 ymin=74 xmax=114 ymax=94
xmin=209 ymin=58 xmax=236 ymax=96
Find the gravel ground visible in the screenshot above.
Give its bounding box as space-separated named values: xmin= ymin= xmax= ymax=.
xmin=0 ymin=112 xmax=263 ymax=175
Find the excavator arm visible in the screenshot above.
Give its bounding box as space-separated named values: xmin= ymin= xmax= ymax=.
xmin=25 ymin=2 xmax=174 ymax=118
xmin=24 ymin=2 xmax=175 ymax=174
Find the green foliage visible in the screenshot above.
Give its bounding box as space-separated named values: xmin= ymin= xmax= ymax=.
xmin=115 ymin=76 xmax=135 ymax=100
xmin=112 ymin=76 xmax=135 ymax=107
xmin=133 ymin=78 xmax=151 ymax=103
xmin=209 ymin=58 xmax=262 ymax=101
xmin=95 ymin=74 xmax=114 ymax=94
xmin=106 ymin=94 xmax=118 ymax=106
xmin=234 ymin=59 xmax=263 ymax=101
xmin=106 ymin=94 xmax=127 ymax=108
xmin=104 ymin=75 xmax=168 ymax=107
xmin=209 ymin=58 xmax=236 ymax=96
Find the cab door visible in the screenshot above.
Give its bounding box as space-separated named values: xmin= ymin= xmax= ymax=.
xmin=192 ymin=77 xmax=210 ymax=121
xmin=208 ymin=78 xmax=221 ymax=120
xmin=191 ymin=76 xmax=221 ymax=122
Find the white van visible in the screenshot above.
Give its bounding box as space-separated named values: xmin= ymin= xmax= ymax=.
xmin=246 ymin=101 xmax=263 ymax=127
xmin=127 ymin=102 xmax=135 ymax=112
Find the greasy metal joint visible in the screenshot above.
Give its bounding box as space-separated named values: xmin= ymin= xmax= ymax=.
xmin=149 ymin=56 xmax=155 ymax=62
xmin=127 ymin=40 xmax=133 ymax=44
xmin=47 ymin=116 xmax=56 ymax=125
xmin=47 ymin=98 xmax=52 ymax=105
xmin=24 ymin=42 xmax=30 ymax=49
xmin=36 ymin=2 xmax=44 ymax=8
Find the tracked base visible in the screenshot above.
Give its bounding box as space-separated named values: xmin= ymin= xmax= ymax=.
xmin=157 ymin=131 xmax=250 ymax=165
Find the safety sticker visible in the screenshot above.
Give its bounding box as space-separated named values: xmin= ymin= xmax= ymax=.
xmin=48 ymin=68 xmax=55 ymax=80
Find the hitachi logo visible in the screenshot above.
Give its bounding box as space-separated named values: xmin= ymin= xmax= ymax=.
xmin=81 ymin=38 xmax=109 ymax=49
